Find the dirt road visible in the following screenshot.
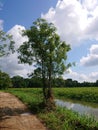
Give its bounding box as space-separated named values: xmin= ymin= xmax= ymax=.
xmin=0 ymin=92 xmax=47 ymax=130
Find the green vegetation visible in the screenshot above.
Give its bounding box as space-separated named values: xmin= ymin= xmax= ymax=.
xmin=5 ymin=88 xmax=98 ymax=130
xmin=18 ymin=18 xmax=71 ymax=109
xmin=1 ymin=74 xmax=98 ymax=89
xmin=0 ymin=15 xmax=98 ymax=130
xmin=39 ymin=107 xmax=98 ymax=130
xmin=0 ymin=30 xmax=14 ymax=57
xmin=54 ymin=87 xmax=98 ymax=103
xmin=0 ymin=71 xmax=12 ymax=89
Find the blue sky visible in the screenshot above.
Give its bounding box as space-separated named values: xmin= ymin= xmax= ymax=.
xmin=0 ymin=0 xmax=98 ymax=82
xmin=0 ymin=0 xmax=57 ymax=31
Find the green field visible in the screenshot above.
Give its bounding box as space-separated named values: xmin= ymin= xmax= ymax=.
xmin=54 ymin=87 xmax=98 ymax=103
xmin=4 ymin=88 xmax=98 ymax=130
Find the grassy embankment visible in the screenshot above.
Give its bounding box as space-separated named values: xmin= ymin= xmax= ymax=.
xmin=5 ymin=88 xmax=98 ymax=130
xmin=54 ymin=87 xmax=98 ymax=103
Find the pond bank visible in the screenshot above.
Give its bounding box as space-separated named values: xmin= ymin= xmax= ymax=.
xmin=55 ymin=99 xmax=98 ymax=121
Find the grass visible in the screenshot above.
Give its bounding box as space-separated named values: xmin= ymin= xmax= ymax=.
xmin=5 ymin=88 xmax=43 ymax=113
xmin=39 ymin=107 xmax=98 ymax=130
xmin=4 ymin=88 xmax=98 ymax=130
xmin=54 ymin=87 xmax=98 ymax=103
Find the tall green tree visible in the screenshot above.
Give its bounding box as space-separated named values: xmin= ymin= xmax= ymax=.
xmin=18 ymin=18 xmax=71 ymax=109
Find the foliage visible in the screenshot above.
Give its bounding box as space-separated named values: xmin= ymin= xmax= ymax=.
xmin=6 ymin=88 xmax=43 ymax=113
xmin=0 ymin=71 xmax=12 ymax=89
xmin=11 ymin=76 xmax=43 ymax=88
xmin=0 ymin=30 xmax=15 ymax=57
xmin=95 ymin=80 xmax=98 ymax=87
xmin=5 ymin=88 xmax=98 ymax=130
xmin=11 ymin=76 xmax=27 ymax=88
xmin=28 ymin=77 xmax=43 ymax=88
xmin=39 ymin=107 xmax=98 ymax=130
xmin=0 ymin=30 xmax=14 ymax=89
xmin=10 ymin=75 xmax=98 ymax=88
xmin=18 ymin=18 xmax=71 ymax=108
xmin=54 ymin=87 xmax=98 ymax=103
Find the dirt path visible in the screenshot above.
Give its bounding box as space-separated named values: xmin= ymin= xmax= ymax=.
xmin=0 ymin=92 xmax=47 ymax=130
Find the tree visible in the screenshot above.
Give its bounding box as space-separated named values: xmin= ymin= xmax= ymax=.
xmin=0 ymin=30 xmax=14 ymax=89
xmin=95 ymin=80 xmax=98 ymax=87
xmin=18 ymin=18 xmax=71 ymax=110
xmin=0 ymin=30 xmax=14 ymax=57
xmin=0 ymin=71 xmax=12 ymax=89
xmin=54 ymin=77 xmax=65 ymax=87
xmin=11 ymin=76 xmax=26 ymax=88
xmin=28 ymin=68 xmax=43 ymax=88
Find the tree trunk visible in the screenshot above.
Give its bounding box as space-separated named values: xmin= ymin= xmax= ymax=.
xmin=41 ymin=55 xmax=55 ymax=110
xmin=42 ymin=64 xmax=47 ymax=101
xmin=42 ymin=77 xmax=55 ymax=110
xmin=44 ymin=56 xmax=55 ymax=111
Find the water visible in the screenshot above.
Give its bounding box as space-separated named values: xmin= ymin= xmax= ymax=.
xmin=20 ymin=112 xmax=32 ymax=116
xmin=55 ymin=99 xmax=98 ymax=120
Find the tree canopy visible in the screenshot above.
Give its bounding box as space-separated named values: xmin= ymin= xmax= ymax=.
xmin=0 ymin=30 xmax=14 ymax=57
xmin=18 ymin=18 xmax=71 ymax=109
xmin=0 ymin=71 xmax=12 ymax=89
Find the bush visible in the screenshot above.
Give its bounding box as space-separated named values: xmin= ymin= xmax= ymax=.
xmin=0 ymin=71 xmax=12 ymax=89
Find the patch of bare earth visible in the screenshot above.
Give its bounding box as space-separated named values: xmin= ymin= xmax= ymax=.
xmin=0 ymin=92 xmax=47 ymax=130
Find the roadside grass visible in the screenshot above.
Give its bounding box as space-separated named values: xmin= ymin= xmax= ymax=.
xmin=4 ymin=88 xmax=98 ymax=130
xmin=5 ymin=88 xmax=43 ymax=113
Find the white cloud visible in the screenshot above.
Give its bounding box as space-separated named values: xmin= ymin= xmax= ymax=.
xmin=80 ymin=44 xmax=98 ymax=66
xmin=7 ymin=25 xmax=28 ymax=49
xmin=42 ymin=0 xmax=98 ymax=46
xmin=42 ymin=0 xmax=84 ymax=46
xmin=84 ymin=16 xmax=98 ymax=40
xmin=82 ymin=0 xmax=98 ymax=11
xmin=90 ymin=44 xmax=98 ymax=54
xmin=64 ymin=68 xmax=88 ymax=82
xmin=0 ymin=25 xmax=33 ymax=77
xmin=64 ymin=68 xmax=98 ymax=82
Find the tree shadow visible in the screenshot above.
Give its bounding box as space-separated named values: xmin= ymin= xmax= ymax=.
xmin=0 ymin=106 xmax=30 ymax=121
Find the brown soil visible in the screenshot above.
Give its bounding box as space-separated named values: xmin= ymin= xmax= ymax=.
xmin=0 ymin=92 xmax=47 ymax=130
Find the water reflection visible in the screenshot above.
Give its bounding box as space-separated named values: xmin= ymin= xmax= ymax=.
xmin=55 ymin=99 xmax=98 ymax=120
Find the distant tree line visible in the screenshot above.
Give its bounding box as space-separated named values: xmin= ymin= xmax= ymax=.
xmin=0 ymin=71 xmax=98 ymax=89
xmin=0 ymin=71 xmax=12 ymax=89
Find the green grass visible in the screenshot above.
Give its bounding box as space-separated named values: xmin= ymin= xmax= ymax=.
xmin=39 ymin=107 xmax=98 ymax=130
xmin=5 ymin=88 xmax=43 ymax=113
xmin=54 ymin=87 xmax=98 ymax=103
xmin=4 ymin=88 xmax=98 ymax=130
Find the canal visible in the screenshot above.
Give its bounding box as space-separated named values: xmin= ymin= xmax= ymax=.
xmin=55 ymin=99 xmax=98 ymax=120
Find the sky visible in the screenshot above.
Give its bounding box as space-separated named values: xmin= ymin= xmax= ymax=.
xmin=0 ymin=0 xmax=98 ymax=82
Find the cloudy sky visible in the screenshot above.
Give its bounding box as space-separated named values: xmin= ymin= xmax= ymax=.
xmin=0 ymin=0 xmax=98 ymax=82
